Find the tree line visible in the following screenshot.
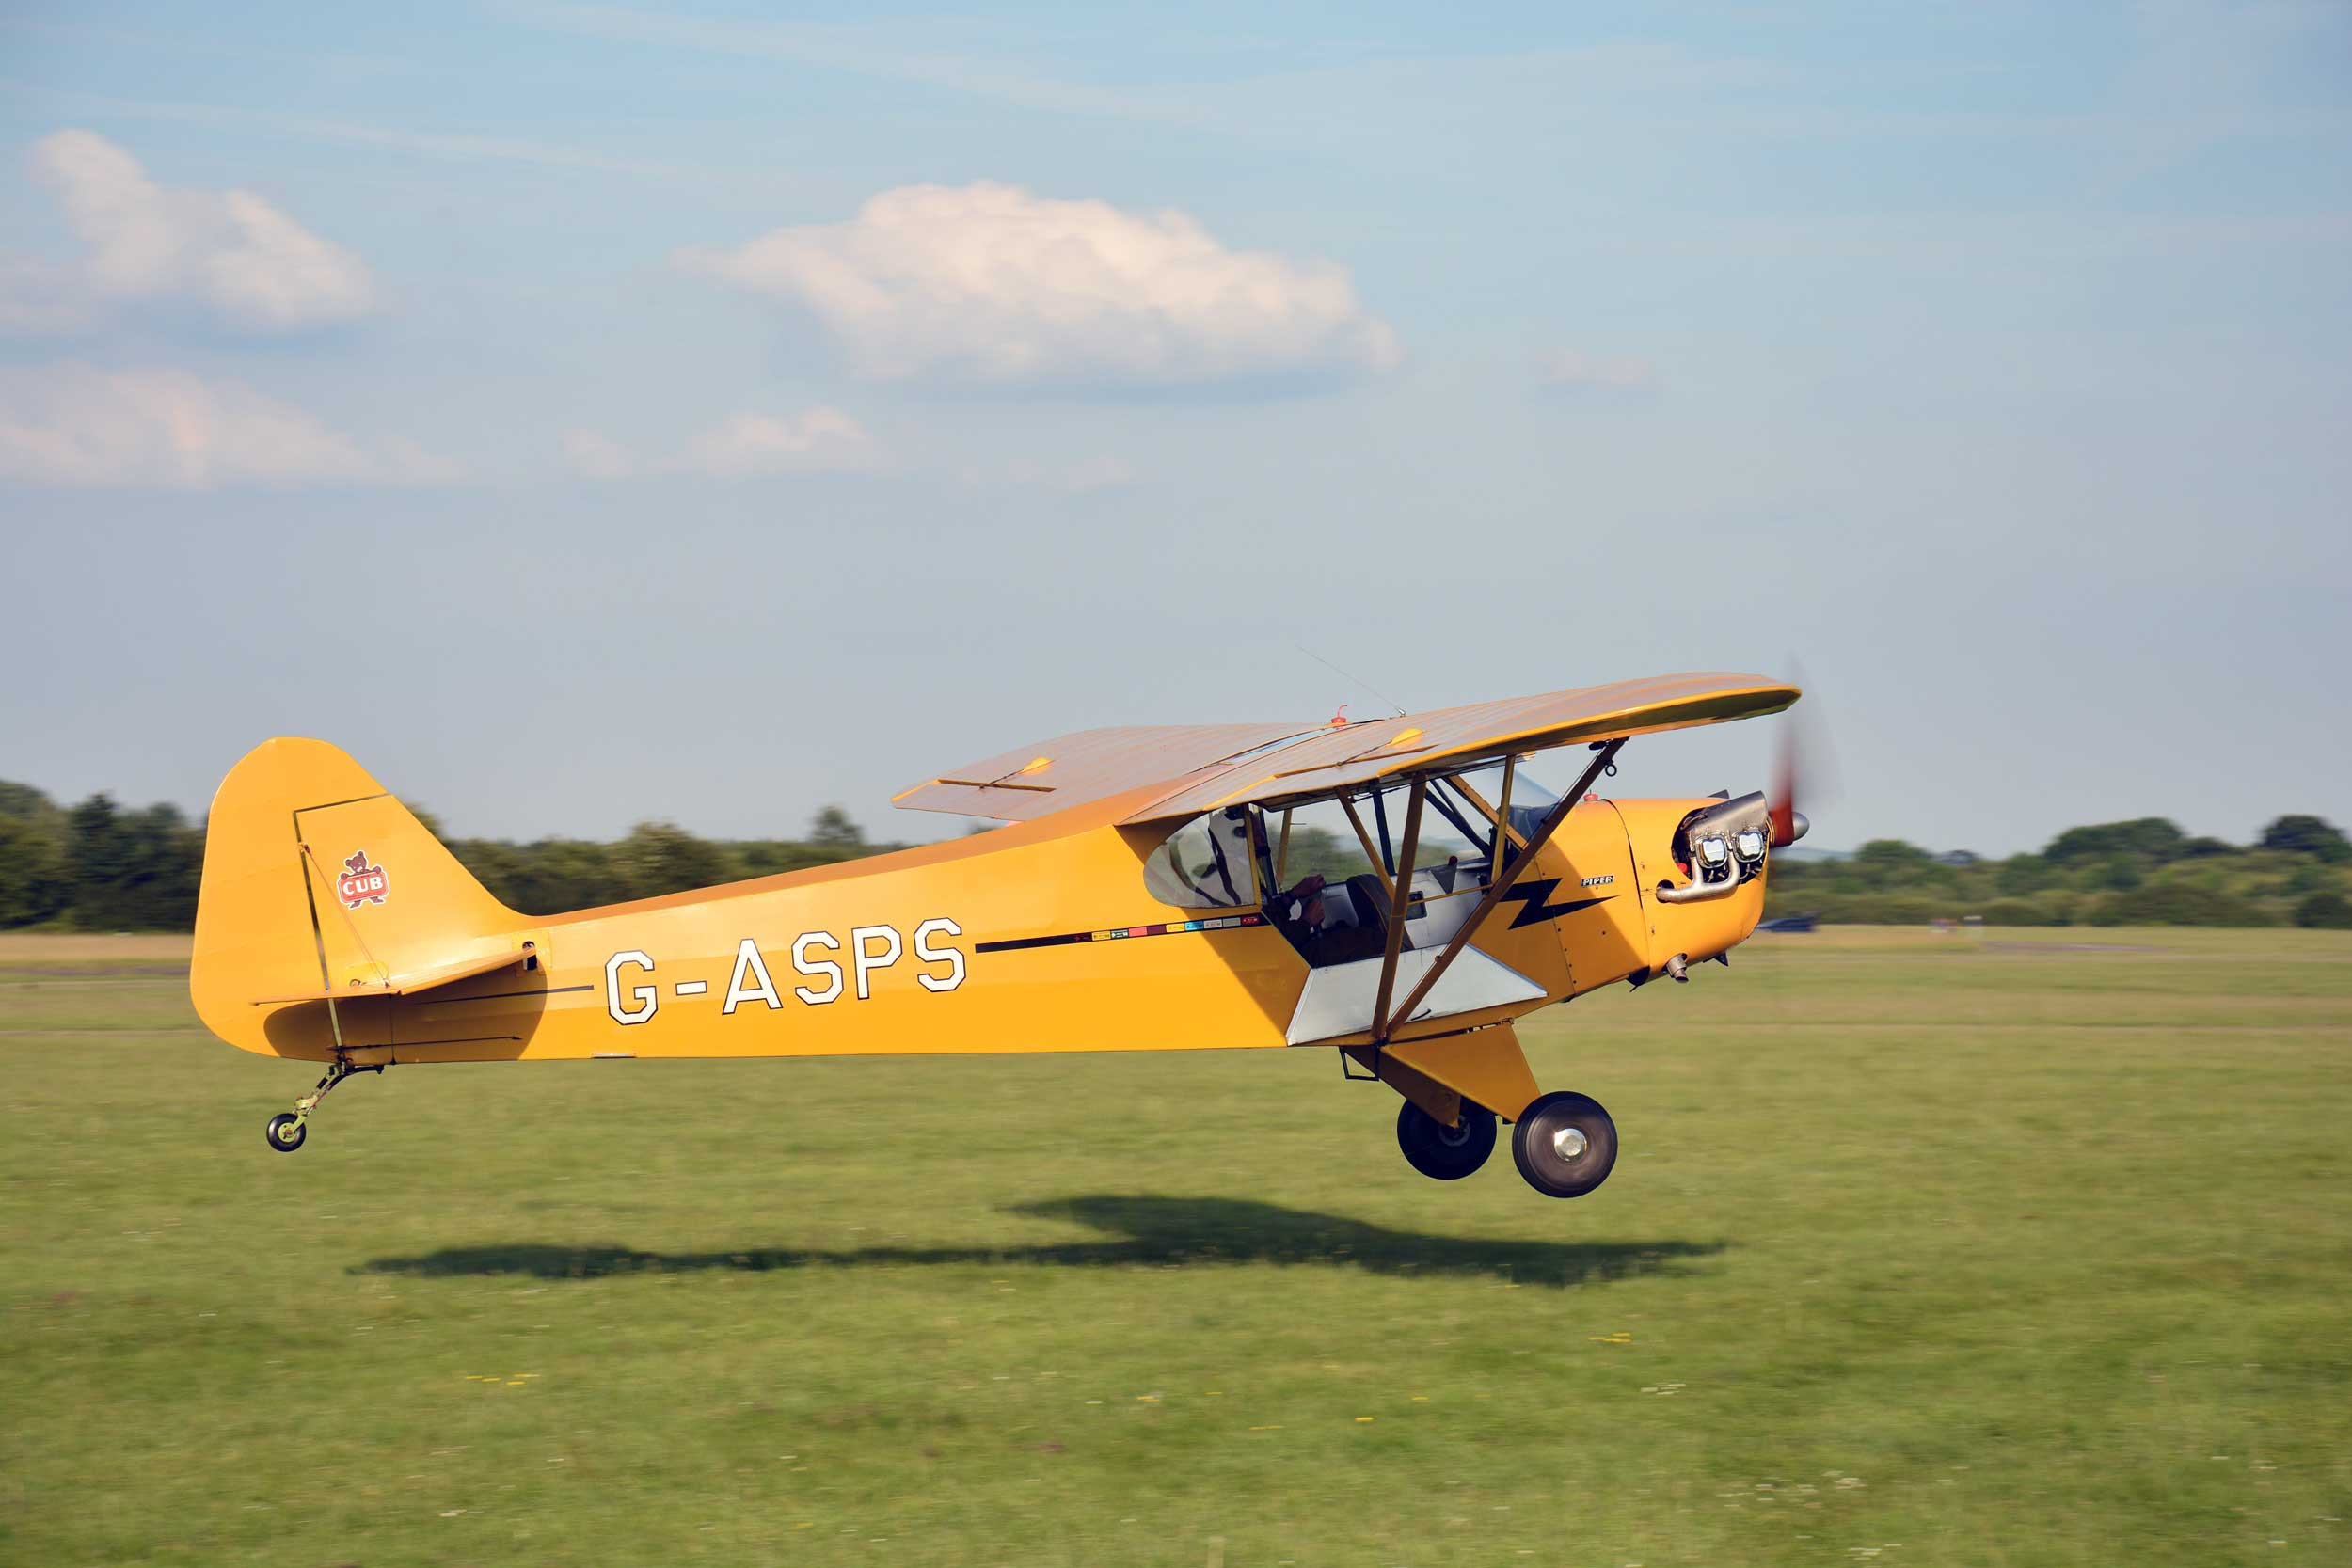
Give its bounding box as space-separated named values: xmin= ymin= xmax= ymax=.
xmin=1761 ymin=814 xmax=2352 ymax=929
xmin=0 ymin=777 xmax=2346 ymax=932
xmin=0 ymin=783 xmax=899 ymax=932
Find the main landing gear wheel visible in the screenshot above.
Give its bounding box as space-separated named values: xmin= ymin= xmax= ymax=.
xmin=264 ymin=1113 xmax=307 ymax=1153
xmin=1396 ymin=1099 xmax=1497 ymax=1181
xmin=1511 ymin=1090 xmax=1617 ymax=1199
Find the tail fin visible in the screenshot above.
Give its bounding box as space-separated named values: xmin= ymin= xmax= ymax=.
xmin=191 ymin=738 xmax=519 ymax=1056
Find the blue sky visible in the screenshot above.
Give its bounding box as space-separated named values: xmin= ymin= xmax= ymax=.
xmin=2 ymin=3 xmax=2347 ymax=853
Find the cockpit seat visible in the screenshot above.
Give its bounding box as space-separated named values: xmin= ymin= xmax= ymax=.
xmin=1311 ymin=873 xmax=1393 ymax=964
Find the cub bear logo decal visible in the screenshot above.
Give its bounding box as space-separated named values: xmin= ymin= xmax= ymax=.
xmin=337 ymin=850 xmax=389 ymax=909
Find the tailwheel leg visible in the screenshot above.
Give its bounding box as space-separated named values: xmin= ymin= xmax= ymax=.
xmin=264 ymin=1059 xmax=378 ymax=1153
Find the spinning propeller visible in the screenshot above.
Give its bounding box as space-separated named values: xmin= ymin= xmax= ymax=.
xmin=1768 ymin=672 xmax=1829 ymax=848
xmin=1768 ymin=723 xmax=1809 ymax=847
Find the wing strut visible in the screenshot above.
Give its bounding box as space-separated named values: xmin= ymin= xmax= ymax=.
xmin=1373 ymin=737 xmax=1627 ymax=1045
xmin=1369 ymin=779 xmax=1428 ymax=1037
xmin=1336 ymin=793 xmax=1391 ymax=898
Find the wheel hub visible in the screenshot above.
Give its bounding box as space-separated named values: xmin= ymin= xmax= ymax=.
xmin=1550 ymin=1126 xmax=1589 ymax=1162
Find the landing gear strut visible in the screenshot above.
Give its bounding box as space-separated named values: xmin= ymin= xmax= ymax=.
xmin=264 ymin=1059 xmax=380 ymax=1153
xmin=1511 ymin=1090 xmax=1617 ymax=1199
xmin=1396 ymin=1099 xmax=1497 ymax=1180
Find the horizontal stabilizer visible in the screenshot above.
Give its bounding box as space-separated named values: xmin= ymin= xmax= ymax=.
xmin=250 ymin=945 xmax=535 ymax=1006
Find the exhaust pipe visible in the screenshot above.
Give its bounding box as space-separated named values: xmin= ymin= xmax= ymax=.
xmin=1654 ymin=873 xmax=1740 ymax=904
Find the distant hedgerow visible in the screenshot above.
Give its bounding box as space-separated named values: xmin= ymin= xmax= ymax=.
xmin=2294 ymin=891 xmax=2352 ymax=929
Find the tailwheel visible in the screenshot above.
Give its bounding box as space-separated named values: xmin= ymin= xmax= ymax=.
xmin=262 ymin=1059 xmax=378 ymax=1153
xmin=1511 ymin=1090 xmax=1617 ymax=1199
xmin=1396 ymin=1099 xmax=1497 ymax=1181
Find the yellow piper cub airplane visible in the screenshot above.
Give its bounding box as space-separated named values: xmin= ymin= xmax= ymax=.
xmin=191 ymin=671 xmax=1808 ymax=1198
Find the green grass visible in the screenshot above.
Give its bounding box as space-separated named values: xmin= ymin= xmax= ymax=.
xmin=4 ymin=927 xmax=2348 ymax=1567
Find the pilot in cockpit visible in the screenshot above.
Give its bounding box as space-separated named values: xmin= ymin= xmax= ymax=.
xmin=1238 ymin=808 xmax=1334 ymax=954
xmin=1271 ymin=870 xmax=1328 ymax=931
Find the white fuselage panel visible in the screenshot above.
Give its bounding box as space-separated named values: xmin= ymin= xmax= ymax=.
xmin=1283 ymin=945 xmax=1545 ymax=1045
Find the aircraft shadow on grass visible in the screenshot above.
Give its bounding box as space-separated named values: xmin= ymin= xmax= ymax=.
xmin=358 ymin=1196 xmax=1726 ymax=1290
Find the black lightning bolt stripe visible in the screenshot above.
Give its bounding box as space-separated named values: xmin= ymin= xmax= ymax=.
xmin=1498 ymin=879 xmax=1609 ymax=928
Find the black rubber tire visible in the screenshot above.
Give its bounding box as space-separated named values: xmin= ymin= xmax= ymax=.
xmin=1511 ymin=1090 xmax=1616 ymax=1198
xmin=265 ymin=1113 xmax=307 ymax=1153
xmin=1396 ymin=1099 xmax=1497 ymax=1181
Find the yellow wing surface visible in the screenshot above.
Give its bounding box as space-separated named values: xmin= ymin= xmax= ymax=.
xmin=895 ymin=672 xmax=1798 ymax=824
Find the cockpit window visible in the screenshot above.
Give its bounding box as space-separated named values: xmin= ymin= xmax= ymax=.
xmin=1138 ymin=761 xmax=1570 ymax=952
xmin=1452 ymin=759 xmax=1561 ymax=847
xmin=1141 ymin=810 xmax=1260 ymax=909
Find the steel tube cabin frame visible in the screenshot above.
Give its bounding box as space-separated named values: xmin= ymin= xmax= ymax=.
xmin=1370 ymin=738 xmax=1627 ymax=1044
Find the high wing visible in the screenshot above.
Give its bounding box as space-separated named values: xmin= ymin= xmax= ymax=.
xmin=893 ymin=673 xmax=1797 ymax=825
xmin=1124 ymin=672 xmax=1796 ymax=821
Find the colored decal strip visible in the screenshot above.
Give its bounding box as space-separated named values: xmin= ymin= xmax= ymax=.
xmin=976 ymin=911 xmax=1266 ymax=955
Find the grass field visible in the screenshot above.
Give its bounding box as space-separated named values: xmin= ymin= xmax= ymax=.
xmin=4 ymin=927 xmax=2348 ymax=1567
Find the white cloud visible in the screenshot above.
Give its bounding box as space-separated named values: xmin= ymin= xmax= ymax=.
xmin=680 ymin=181 xmax=1400 ymax=388
xmin=564 ymin=407 xmax=881 ymax=480
xmin=1537 ymin=350 xmax=1661 ymax=392
xmin=0 ymin=364 xmax=454 ymax=489
xmin=10 ymin=129 xmax=375 ymax=332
